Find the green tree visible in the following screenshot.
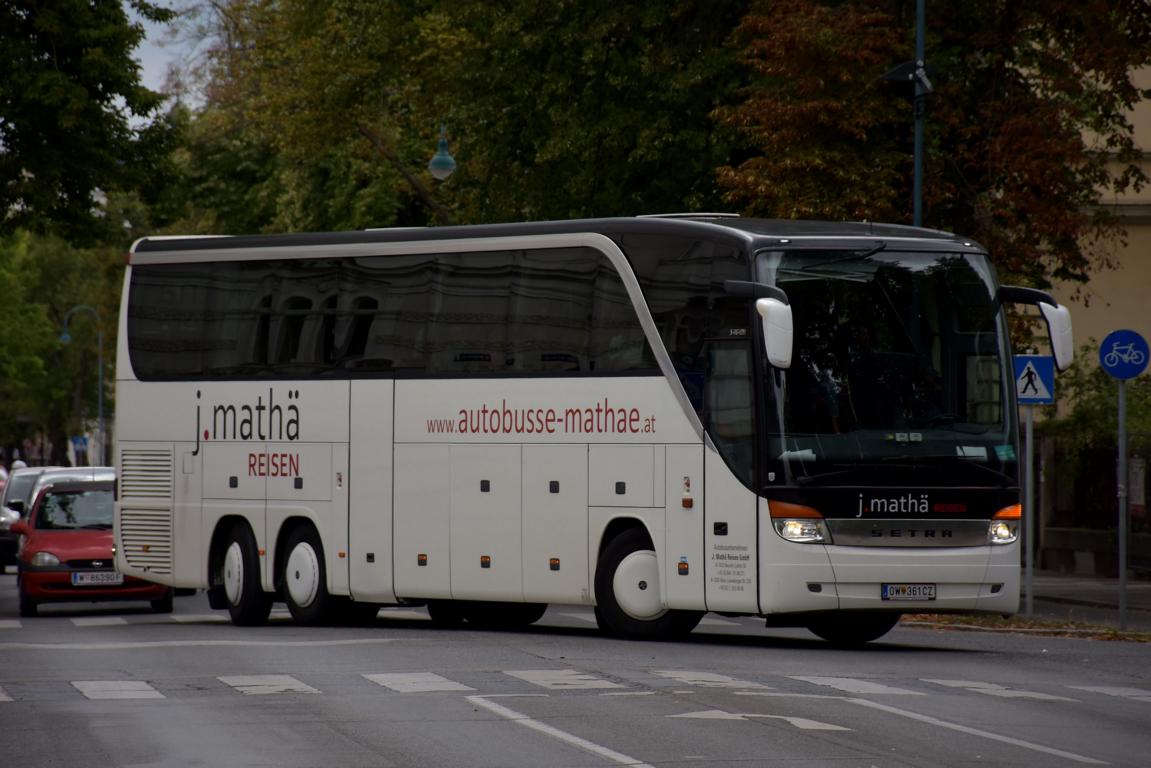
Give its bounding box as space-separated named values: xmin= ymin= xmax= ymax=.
xmin=429 ymin=0 xmax=748 ymax=223
xmin=0 ymin=0 xmax=175 ymax=241
xmin=0 ymin=230 xmax=123 ymax=463
xmin=176 ymin=0 xmax=748 ymax=230
xmin=718 ymin=0 xmax=1151 ymax=288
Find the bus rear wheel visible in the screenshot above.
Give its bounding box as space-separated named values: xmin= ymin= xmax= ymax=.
xmin=282 ymin=525 xmax=334 ymax=625
xmin=594 ymin=528 xmax=702 ymax=639
xmin=806 ymin=612 xmax=901 ymax=646
xmin=222 ymin=523 xmax=272 ymax=626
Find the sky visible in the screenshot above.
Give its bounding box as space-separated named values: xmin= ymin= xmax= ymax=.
xmin=131 ymin=4 xmax=202 ymax=103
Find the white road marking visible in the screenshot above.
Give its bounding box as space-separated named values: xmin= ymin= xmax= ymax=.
xmin=218 ymin=675 xmax=319 ymax=695
xmin=0 ymin=638 xmax=396 ymax=650
xmin=0 ymin=686 xmax=11 ymax=702
xmin=71 ymin=617 xmax=128 ymax=627
xmin=669 ymin=709 xmax=850 ymax=731
xmin=923 ymin=679 xmax=1076 ymax=701
xmin=653 ymin=670 xmax=771 ymax=689
xmin=0 ymin=620 xmax=21 ymax=629
xmin=72 ymin=680 xmax=164 ymax=700
xmin=506 ymin=669 xmax=624 ymax=690
xmin=1067 ymin=686 xmax=1151 ymax=703
xmin=698 ymin=617 xmax=740 ymax=626
xmin=170 ymin=613 xmax=229 ymax=623
xmin=790 ymin=676 xmax=923 ymax=695
xmin=364 ymin=672 xmax=474 ymax=692
xmin=468 ymin=695 xmax=655 ymax=768
xmin=850 ymin=698 xmax=1107 ymax=765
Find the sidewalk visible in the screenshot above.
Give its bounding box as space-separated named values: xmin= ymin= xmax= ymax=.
xmin=1027 ymin=570 xmax=1151 ymax=633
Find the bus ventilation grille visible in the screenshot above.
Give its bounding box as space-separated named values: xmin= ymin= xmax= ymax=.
xmin=120 ymin=449 xmax=174 ymax=498
xmin=119 ymin=449 xmax=174 ymax=576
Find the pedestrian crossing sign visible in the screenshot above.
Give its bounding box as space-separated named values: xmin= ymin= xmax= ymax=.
xmin=1013 ymin=355 xmax=1055 ymax=405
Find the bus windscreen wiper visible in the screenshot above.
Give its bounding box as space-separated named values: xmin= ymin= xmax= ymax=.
xmin=794 ymin=456 xmax=1014 ymax=488
xmin=877 ymin=454 xmax=1015 ymax=487
xmin=800 ymin=242 xmax=887 ymax=270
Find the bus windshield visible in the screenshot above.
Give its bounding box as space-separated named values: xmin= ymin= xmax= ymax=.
xmin=758 ymin=248 xmax=1017 ymax=488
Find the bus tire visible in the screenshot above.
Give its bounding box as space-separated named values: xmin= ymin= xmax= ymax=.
xmin=806 ymin=612 xmax=901 ymax=646
xmin=222 ymin=522 xmax=272 ymax=626
xmin=594 ymin=527 xmax=703 ymax=640
xmin=282 ymin=525 xmax=334 ymax=625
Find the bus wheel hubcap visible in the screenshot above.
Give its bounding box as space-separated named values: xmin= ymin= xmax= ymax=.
xmin=224 ymin=542 xmax=244 ymax=604
xmin=286 ymin=542 xmax=320 ymax=608
xmin=613 ymin=550 xmax=665 ymax=620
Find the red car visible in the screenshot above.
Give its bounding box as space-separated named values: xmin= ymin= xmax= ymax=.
xmin=13 ymin=478 xmax=172 ymax=617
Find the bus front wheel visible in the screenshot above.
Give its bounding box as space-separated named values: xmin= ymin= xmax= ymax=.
xmin=594 ymin=527 xmax=702 ymax=639
xmin=222 ymin=523 xmax=272 ymax=626
xmin=282 ymin=525 xmax=334 ymax=625
xmin=806 ymin=612 xmax=901 ymax=646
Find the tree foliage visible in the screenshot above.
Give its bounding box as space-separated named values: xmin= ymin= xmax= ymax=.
xmin=167 ymin=0 xmax=747 ymax=231
xmin=0 ymin=0 xmax=175 ymax=241
xmin=0 ymin=231 xmax=121 ymax=463
xmin=718 ymin=0 xmax=1151 ymax=289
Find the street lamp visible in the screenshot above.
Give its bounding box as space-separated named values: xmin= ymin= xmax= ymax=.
xmin=60 ymin=305 xmax=104 ymax=466
xmin=427 ymin=124 xmax=456 ymax=181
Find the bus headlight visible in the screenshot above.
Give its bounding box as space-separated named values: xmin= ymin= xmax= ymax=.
xmin=988 ymin=504 xmax=1021 ymax=545
xmin=770 ymin=501 xmax=830 ymax=544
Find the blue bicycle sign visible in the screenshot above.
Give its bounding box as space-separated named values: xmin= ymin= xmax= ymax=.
xmin=1100 ymin=329 xmax=1149 ymax=380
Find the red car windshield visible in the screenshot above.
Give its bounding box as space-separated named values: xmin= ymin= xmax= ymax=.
xmin=34 ymin=489 xmax=114 ymax=530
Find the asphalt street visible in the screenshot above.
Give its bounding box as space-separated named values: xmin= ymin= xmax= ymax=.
xmin=1 ymin=567 xmax=1148 ymax=768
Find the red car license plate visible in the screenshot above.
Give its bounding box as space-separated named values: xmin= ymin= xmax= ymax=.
xmin=72 ymin=571 xmax=124 ymax=586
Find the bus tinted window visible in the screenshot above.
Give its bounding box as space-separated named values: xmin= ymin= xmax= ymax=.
xmin=127 ymin=247 xmax=654 ymax=379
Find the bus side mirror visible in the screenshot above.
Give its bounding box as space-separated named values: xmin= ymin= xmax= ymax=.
xmin=998 ymin=285 xmax=1075 ymax=371
xmin=756 ymin=298 xmax=793 ymax=369
xmin=1039 ymin=301 xmax=1073 ymax=371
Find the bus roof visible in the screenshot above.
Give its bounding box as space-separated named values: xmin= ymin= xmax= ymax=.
xmin=131 ymin=215 xmax=984 ymax=256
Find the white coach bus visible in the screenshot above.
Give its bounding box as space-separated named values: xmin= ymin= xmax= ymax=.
xmin=113 ymin=215 xmax=1072 ymax=644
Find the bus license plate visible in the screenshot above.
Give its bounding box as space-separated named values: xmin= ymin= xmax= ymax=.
xmin=882 ymin=583 xmax=935 ymax=601
xmin=72 ymin=571 xmax=124 ymax=586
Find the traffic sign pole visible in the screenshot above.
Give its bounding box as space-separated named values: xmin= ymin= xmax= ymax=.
xmin=1118 ymin=380 xmax=1127 ymax=630
xmin=1098 ymin=328 xmax=1148 ymax=632
xmin=1024 ymin=404 xmax=1034 ymax=615
xmin=1013 ymin=353 xmax=1054 ymax=616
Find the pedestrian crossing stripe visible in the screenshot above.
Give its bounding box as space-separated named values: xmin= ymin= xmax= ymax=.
xmin=218 ymin=674 xmax=319 ymax=695
xmin=72 ymin=680 xmax=164 ymax=700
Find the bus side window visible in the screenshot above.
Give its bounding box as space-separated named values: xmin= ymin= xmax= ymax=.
xmin=704 ymin=341 xmax=754 ymax=486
